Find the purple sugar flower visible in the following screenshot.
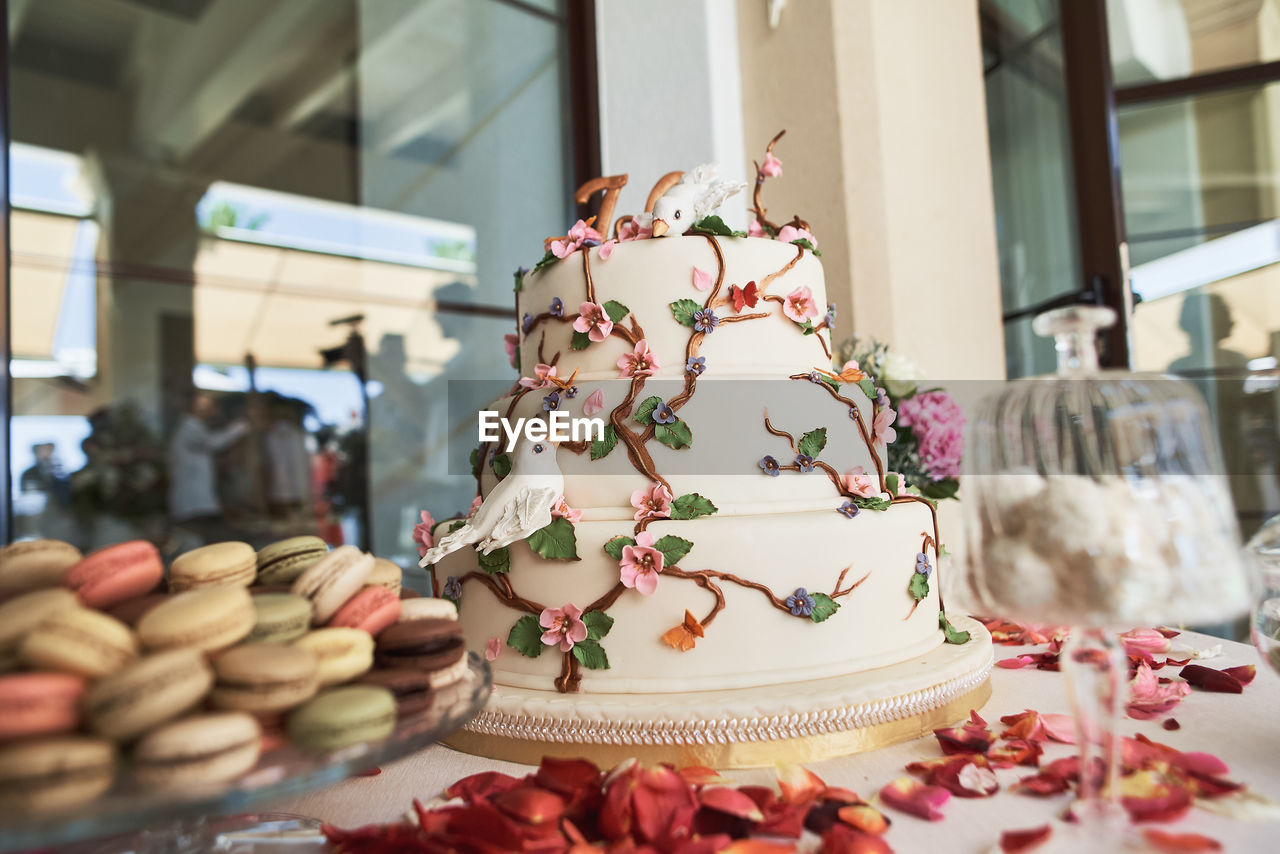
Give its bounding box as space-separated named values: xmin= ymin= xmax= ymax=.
xmin=786 ymin=588 xmax=815 ymax=617
xmin=825 ymin=303 xmax=837 ymax=327
xmin=652 ymin=402 xmax=677 ymax=424
xmin=522 ymin=312 xmax=534 ymax=333
xmin=686 ymin=356 xmax=706 ymax=376
xmin=759 ymin=455 xmax=780 ymax=477
xmin=795 ymin=454 xmax=814 ymax=473
xmin=443 ymin=576 xmax=462 ymax=601
xmin=565 ymin=385 xmax=579 ymax=399
xmin=915 ymin=552 xmax=932 ymax=577
xmin=808 ymin=371 xmax=822 ymax=384
xmin=542 ymin=391 xmax=561 ymax=411
xmin=693 ymin=308 xmax=719 ymax=333
xmin=838 ymin=501 xmax=860 ymax=519
xmin=549 ymin=297 xmax=564 ymax=317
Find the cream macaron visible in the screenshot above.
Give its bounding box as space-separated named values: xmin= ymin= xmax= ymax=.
xmin=136 ymin=586 xmax=254 ymax=653
xmin=132 ymin=712 xmax=262 ymax=787
xmin=169 ymin=542 xmax=257 ymax=592
xmin=20 ymin=608 xmax=140 ymax=678
xmin=292 ymin=628 xmax=374 ymax=687
xmin=0 ymin=539 xmax=82 ymax=599
xmin=85 ymin=648 xmax=214 ymax=741
xmin=290 ymin=546 xmax=373 ymax=624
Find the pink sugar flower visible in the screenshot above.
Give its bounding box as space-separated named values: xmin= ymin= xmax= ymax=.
xmin=503 ymin=333 xmax=519 ymax=369
xmin=777 ymin=224 xmax=817 ymax=248
xmin=897 ymin=391 xmax=964 ymax=481
xmin=597 ymin=240 xmax=617 ymax=260
xmin=620 ymin=531 xmax=665 ymax=595
xmin=550 ymin=219 xmax=602 ymax=259
xmin=573 ymin=301 xmax=614 ymax=343
xmin=761 ymin=152 xmax=783 ymax=178
xmin=747 ymin=220 xmax=766 ymax=238
xmin=518 ymin=363 xmax=558 ymax=389
xmin=583 ymin=388 xmax=606 ymax=417
xmin=550 ymin=495 xmax=582 ymax=523
xmin=539 ymin=603 xmax=588 ymax=652
xmin=844 ymin=467 xmax=879 ymax=499
xmin=872 ymin=405 xmax=898 ymax=453
xmin=782 ymin=285 xmax=820 ymax=323
xmin=630 ymin=482 xmax=673 ymax=523
xmin=467 ymin=496 xmax=483 ymax=518
xmin=412 ymin=510 xmax=435 ymax=557
xmin=484 ymin=637 xmax=502 ymax=661
xmin=617 ymin=218 xmax=652 ymax=242
xmin=617 ymin=339 xmax=661 ymax=378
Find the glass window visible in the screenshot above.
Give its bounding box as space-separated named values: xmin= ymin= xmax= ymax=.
xmin=7 ymin=0 xmax=581 ymax=579
xmin=1109 ymin=0 xmax=1280 ymax=85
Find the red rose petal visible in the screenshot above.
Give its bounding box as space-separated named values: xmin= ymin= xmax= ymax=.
xmin=1142 ymin=829 xmax=1222 ymax=853
xmin=878 ymin=776 xmax=950 ymax=820
xmin=998 ymin=656 xmax=1034 ymax=669
xmin=837 ymin=803 xmax=890 ymax=835
xmin=1014 ymin=772 xmax=1071 ymax=796
xmin=819 ymin=824 xmax=894 ymax=854
xmin=1162 ymin=718 xmax=1181 ymax=730
xmin=679 ymin=765 xmax=726 ymax=787
xmin=1156 ymin=627 xmax=1181 ymax=638
xmin=1179 ymin=664 xmax=1244 ymax=693
xmin=492 ymin=786 xmax=567 ymax=826
xmin=777 ymin=763 xmax=829 ymax=804
xmin=534 ymin=756 xmax=601 ymax=796
xmin=1000 ymin=824 xmax=1053 ymax=853
xmin=1221 ymin=664 xmax=1256 ymax=686
xmin=988 ymin=739 xmax=1044 ymax=768
xmin=721 ymin=841 xmax=796 ymax=854
xmin=699 ymin=787 xmax=765 ymax=822
xmin=934 ymin=758 xmax=999 ymax=798
xmin=444 ymin=770 xmax=523 ymax=801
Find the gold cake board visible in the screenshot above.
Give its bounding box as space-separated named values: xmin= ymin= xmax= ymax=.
xmin=445 ymin=616 xmax=994 ymax=769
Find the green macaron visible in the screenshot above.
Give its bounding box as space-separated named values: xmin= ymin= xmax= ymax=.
xmin=255 ymin=537 xmax=328 ymax=586
xmin=287 ymin=685 xmax=396 ymax=753
xmin=245 ymin=593 xmax=313 ymax=644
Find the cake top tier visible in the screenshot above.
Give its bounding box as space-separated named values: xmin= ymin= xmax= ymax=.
xmin=515 ymin=235 xmax=833 ymax=382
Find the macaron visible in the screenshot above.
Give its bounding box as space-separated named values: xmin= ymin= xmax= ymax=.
xmin=64 ymin=540 xmax=163 ymax=609
xmin=397 ymin=596 xmax=458 ymax=622
xmin=169 ymin=541 xmax=256 ymax=592
xmin=365 ymin=558 xmax=403 ymax=594
xmin=85 ymin=648 xmax=214 ymax=741
xmin=375 ymin=618 xmax=465 ymax=673
xmin=328 ymin=587 xmax=401 ymax=637
xmin=106 ymin=592 xmax=171 ymax=628
xmin=292 ymin=628 xmax=374 ymax=687
xmin=20 ymin=608 xmax=139 ymax=678
xmin=286 ymin=685 xmax=396 ymax=753
xmin=256 ymin=536 xmax=328 ymax=586
xmin=132 ymin=712 xmax=262 ymax=787
xmin=211 ymin=644 xmax=319 ymax=713
xmin=0 ymin=588 xmax=80 ymax=659
xmin=0 ymin=736 xmax=116 ymax=812
xmin=291 ymin=546 xmax=373 ymax=624
xmin=137 ymin=586 xmax=254 ymax=652
xmin=0 ymin=539 xmax=82 ymax=599
xmin=245 ymin=593 xmax=313 ymax=644
xmin=0 ymin=672 xmax=87 ymax=740
xmin=356 ymin=668 xmax=434 ymax=717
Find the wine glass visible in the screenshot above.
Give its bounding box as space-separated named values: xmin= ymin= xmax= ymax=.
xmin=1249 ymin=514 xmax=1280 ymax=677
xmin=955 ymin=306 xmax=1251 ymax=845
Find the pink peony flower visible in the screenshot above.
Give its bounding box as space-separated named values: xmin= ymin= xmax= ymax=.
xmin=503 ymin=333 xmax=519 ymax=370
xmin=620 ymin=531 xmax=665 ymax=595
xmin=630 ymin=482 xmax=673 ymax=522
xmin=617 ymin=218 xmax=652 ymax=242
xmin=539 ymin=603 xmax=588 ymax=652
xmin=1121 ymin=628 xmax=1171 ymax=656
xmin=692 ymin=267 xmax=712 ymax=292
xmin=617 ymin=339 xmax=661 ymax=378
xmin=747 ymin=220 xmax=766 ymax=238
xmin=485 ymin=637 xmax=502 ymax=661
xmin=467 ymin=496 xmax=483 ymax=517
xmin=412 ymin=510 xmax=435 ymax=557
xmin=782 ymin=285 xmax=820 ymax=323
xmin=761 ymin=152 xmax=783 ymax=177
xmin=518 ymin=363 xmax=558 ymax=389
xmin=844 ymin=466 xmax=879 ymax=498
xmin=872 ymin=405 xmax=898 ymax=453
xmin=573 ymin=301 xmax=614 ymax=343
xmin=583 ymin=388 xmax=606 ymax=417
xmin=597 ymin=240 xmax=617 ymax=260
xmin=777 ymin=224 xmax=817 ymax=248
xmin=550 ymin=219 xmax=602 ymax=259
xmin=896 ymin=391 xmax=964 ymax=481
xmin=550 ymin=495 xmax=582 ymax=523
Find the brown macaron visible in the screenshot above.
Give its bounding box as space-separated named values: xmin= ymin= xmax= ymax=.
xmin=374 ymin=618 xmax=465 ymax=673
xmin=356 ymin=668 xmax=434 ymax=717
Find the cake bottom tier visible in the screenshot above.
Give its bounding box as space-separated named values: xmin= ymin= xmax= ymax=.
xmin=447 ymin=616 xmax=993 ymax=768
xmin=439 ymin=498 xmax=948 ymax=694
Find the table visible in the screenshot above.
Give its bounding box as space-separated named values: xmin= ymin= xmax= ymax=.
xmin=272 ymin=631 xmax=1280 ymax=851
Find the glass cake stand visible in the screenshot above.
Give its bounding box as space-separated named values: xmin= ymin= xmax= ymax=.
xmin=0 ymin=654 xmax=491 ymax=853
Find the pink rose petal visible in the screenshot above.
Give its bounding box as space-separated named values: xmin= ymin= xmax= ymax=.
xmin=583 ymin=388 xmax=606 ymax=417
xmin=692 ymin=266 xmax=712 ymax=291
xmin=878 ymin=776 xmax=950 ymax=821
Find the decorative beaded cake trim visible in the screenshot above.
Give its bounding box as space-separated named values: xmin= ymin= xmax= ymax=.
xmin=465 ymin=654 xmax=993 ymax=745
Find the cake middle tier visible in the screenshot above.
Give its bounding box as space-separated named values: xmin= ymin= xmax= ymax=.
xmin=517 ymin=235 xmax=832 ymax=381
xmin=478 ymin=376 xmax=888 ymax=515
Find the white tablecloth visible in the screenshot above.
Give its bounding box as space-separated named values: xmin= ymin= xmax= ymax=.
xmin=272 ymin=631 xmax=1280 ymax=851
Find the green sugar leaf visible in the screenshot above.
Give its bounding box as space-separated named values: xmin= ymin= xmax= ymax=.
xmin=670 ymin=298 xmax=702 ymax=327
xmin=909 ymin=572 xmax=930 ymax=602
xmin=603 ymin=300 xmax=630 ymax=323
xmin=799 ymin=319 xmax=816 ymax=336
xmin=469 ymin=448 xmax=482 ymax=479
xmin=603 ymin=535 xmax=636 ymax=561
xmin=590 ymin=424 xmax=618 ymax=460
xmin=477 ymin=546 xmax=510 ymax=575
xmin=797 ymin=428 xmax=827 ymax=459
xmin=655 ymin=419 xmax=692 ymax=450
xmin=582 ymin=610 xmax=614 ymax=641
xmin=491 ymin=452 xmax=512 ymax=480
xmin=921 ymin=478 xmax=960 ymax=501
xmin=570 ymin=330 xmax=592 ymax=350
xmin=858 ymin=378 xmax=876 ymax=400
xmin=809 ymin=592 xmax=839 ymax=623
xmin=513 ymin=267 xmax=525 ymax=292
xmin=791 ymin=237 xmax=822 ymax=256
xmin=531 ymin=249 xmax=558 ymax=274
xmin=688 ymin=215 xmax=747 ymax=238
xmin=571 ymin=638 xmax=610 ymax=670
xmin=818 ymin=374 xmax=841 ymax=393
xmin=653 ymin=534 xmax=693 ymax=567
xmin=884 ymin=473 xmax=899 ymax=496
xmin=852 ymin=495 xmax=891 ymax=512
xmin=940 ymin=612 xmax=971 ymax=645
xmin=634 ymin=395 xmax=663 ymax=425
xmin=669 ymin=493 xmax=718 ymax=520
xmin=507 ymin=615 xmax=545 ymax=658
xmin=526 ymin=517 xmax=579 ymax=561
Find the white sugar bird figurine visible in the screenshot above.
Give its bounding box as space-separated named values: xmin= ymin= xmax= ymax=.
xmin=418 ymin=435 xmax=563 ymax=567
xmin=648 ymin=164 xmax=747 ymax=237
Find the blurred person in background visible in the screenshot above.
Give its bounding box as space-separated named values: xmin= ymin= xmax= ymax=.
xmin=169 ymin=390 xmax=249 ymax=544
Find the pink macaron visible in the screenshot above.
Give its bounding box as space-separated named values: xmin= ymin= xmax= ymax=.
xmin=0 ymin=672 xmax=87 ymax=740
xmin=328 ymin=587 xmax=402 ymax=637
xmin=65 ymin=541 xmax=164 ymax=609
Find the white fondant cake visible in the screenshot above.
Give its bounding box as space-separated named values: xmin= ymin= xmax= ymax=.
xmin=430 ymin=200 xmax=980 ymax=699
